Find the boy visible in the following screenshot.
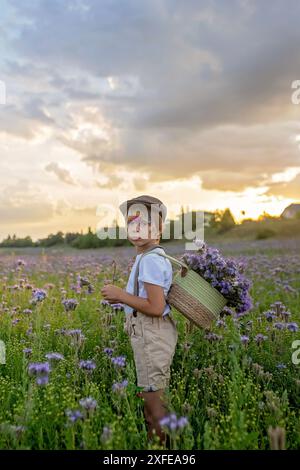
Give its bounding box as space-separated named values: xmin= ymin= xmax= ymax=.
xmin=101 ymin=195 xmax=178 ymax=446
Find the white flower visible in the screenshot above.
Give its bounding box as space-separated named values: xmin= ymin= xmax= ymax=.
xmin=194 ymin=238 xmax=205 ymax=249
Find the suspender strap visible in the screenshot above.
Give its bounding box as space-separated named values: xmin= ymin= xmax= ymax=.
xmin=132 ymin=244 xmax=165 ymax=316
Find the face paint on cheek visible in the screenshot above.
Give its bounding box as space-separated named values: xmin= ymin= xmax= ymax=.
xmin=127 ymin=213 xmax=150 ymax=240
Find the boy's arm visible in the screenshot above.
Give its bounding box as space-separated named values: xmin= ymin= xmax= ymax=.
xmin=101 ymin=282 xmax=166 ymax=317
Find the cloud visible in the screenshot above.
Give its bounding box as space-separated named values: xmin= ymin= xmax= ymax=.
xmin=0 ymin=179 xmax=55 ymax=224
xmin=95 ymin=174 xmax=123 ymax=189
xmin=263 ymin=173 xmax=300 ymax=199
xmin=1 ymin=0 xmax=300 ymax=195
xmin=45 ymin=162 xmax=77 ymax=185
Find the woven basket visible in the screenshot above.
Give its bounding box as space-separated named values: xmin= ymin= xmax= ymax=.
xmin=157 ymin=252 xmax=228 ymax=330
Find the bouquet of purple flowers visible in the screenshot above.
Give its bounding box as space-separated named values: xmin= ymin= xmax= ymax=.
xmin=181 ymin=241 xmax=252 ymax=315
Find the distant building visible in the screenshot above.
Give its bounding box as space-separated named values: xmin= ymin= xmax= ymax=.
xmin=281 ymin=203 xmax=300 ymax=219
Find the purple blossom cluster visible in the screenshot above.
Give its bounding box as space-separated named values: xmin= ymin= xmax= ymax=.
xmin=101 ymin=426 xmax=113 ymax=443
xmin=182 ymin=242 xmax=252 ymax=313
xmin=79 ymin=359 xmax=96 ymax=371
xmin=56 ymin=328 xmax=86 ymax=346
xmin=103 ymin=347 xmax=114 ymax=356
xmin=65 ymin=409 xmax=84 ymax=424
xmin=110 ymin=356 xmax=126 ymax=368
xmin=45 ymin=352 xmax=64 ymax=362
xmin=240 ymin=335 xmax=250 ymax=344
xmin=23 ymin=348 xmax=32 ymax=357
xmin=110 ymin=303 xmax=124 ymax=311
xmin=30 ymin=288 xmax=47 ymax=305
xmin=62 ymin=298 xmax=79 ymax=311
xmin=79 ymin=397 xmax=98 ymax=412
xmin=204 ymin=332 xmax=223 ymax=342
xmin=262 ymin=302 xmax=298 ymax=332
xmin=65 ymin=397 xmax=98 ymax=424
xmin=28 ymin=362 xmax=50 ymax=386
xmin=159 ymin=413 xmax=189 ymax=432
xmin=112 ymin=379 xmax=128 ymax=393
xmin=72 ymin=275 xmax=94 ymax=294
xmin=22 ymin=309 xmax=32 ymax=315
xmin=17 ymin=259 xmax=26 ymax=267
xmin=100 ymin=299 xmax=124 ymax=311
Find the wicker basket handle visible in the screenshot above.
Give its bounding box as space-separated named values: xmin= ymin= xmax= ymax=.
xmin=131 ymin=245 xmax=190 ymax=317
xmin=156 ymin=252 xmax=189 ymax=277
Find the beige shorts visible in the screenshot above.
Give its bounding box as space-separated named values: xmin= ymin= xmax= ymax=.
xmin=124 ymin=311 xmax=178 ymax=392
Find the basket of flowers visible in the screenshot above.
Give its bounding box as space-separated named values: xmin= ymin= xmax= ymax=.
xmin=158 ymin=240 xmax=252 ymax=330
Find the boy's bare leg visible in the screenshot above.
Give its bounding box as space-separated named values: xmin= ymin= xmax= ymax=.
xmin=141 ymin=389 xmax=169 ymax=446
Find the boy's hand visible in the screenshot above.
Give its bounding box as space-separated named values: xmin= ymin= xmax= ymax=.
xmin=101 ymin=284 xmax=125 ymax=303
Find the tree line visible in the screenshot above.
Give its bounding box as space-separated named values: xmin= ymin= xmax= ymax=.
xmin=0 ymin=208 xmax=241 ymax=249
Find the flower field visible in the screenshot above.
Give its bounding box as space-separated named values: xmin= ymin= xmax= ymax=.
xmin=0 ymin=239 xmax=299 ymax=450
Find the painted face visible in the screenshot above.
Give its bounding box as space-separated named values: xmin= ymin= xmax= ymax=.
xmin=127 ymin=211 xmax=149 ymax=240
xmin=126 ymin=208 xmax=160 ymax=241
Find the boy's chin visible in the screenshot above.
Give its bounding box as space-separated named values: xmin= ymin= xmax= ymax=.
xmin=129 ymin=238 xmax=156 ymax=246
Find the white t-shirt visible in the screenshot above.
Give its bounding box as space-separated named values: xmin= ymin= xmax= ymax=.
xmin=124 ymin=247 xmax=173 ymax=317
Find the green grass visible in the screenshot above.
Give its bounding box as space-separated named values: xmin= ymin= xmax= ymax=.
xmin=0 ymin=241 xmax=299 ymax=450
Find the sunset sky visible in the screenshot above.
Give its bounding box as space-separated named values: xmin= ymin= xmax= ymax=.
xmin=1 ymin=0 xmax=300 ymax=241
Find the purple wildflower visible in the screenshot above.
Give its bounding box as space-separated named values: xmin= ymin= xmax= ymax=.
xmin=204 ymin=332 xmax=223 ymax=342
xmin=111 ymin=303 xmax=124 ymax=311
xmin=31 ymin=288 xmax=47 ymax=304
xmin=183 ymin=242 xmax=252 ymax=313
xmin=159 ymin=413 xmax=189 ymax=432
xmin=79 ymin=360 xmax=96 ymax=371
xmin=286 ymin=322 xmax=299 ymax=332
xmin=65 ymin=409 xmax=84 ymax=423
xmin=66 ymin=329 xmax=86 ymax=346
xmin=28 ymin=362 xmax=50 ymax=376
xmin=23 ymin=348 xmax=32 ymax=357
xmin=103 ymin=347 xmax=114 ymax=356
xmin=101 ymin=426 xmax=112 ymax=443
xmin=45 ymin=352 xmax=64 ymax=362
xmin=264 ymin=310 xmax=277 ymax=322
xmin=66 ymin=329 xmax=82 ymax=337
xmin=17 ymin=259 xmax=26 ymax=266
xmin=22 ymin=309 xmax=32 ymax=315
xmin=221 ymin=306 xmax=235 ymax=316
xmin=62 ymin=298 xmax=79 ymax=312
xmin=79 ymin=277 xmax=91 ymax=287
xmin=111 ymin=356 xmax=126 ymax=368
xmin=254 ymin=334 xmax=268 ymax=344
xmin=79 ymin=397 xmax=98 ymax=412
xmin=28 ymin=361 xmax=50 ymax=386
xmin=240 ymin=335 xmax=250 ymax=344
xmin=112 ymin=379 xmax=128 ymax=392
xmin=26 ymin=326 xmax=33 ymax=336
xmin=36 ymin=375 xmax=49 ymax=386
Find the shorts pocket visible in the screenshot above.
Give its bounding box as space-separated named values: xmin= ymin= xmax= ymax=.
xmin=131 ymin=319 xmax=143 ymax=338
xmin=161 ymin=315 xmax=178 ymax=331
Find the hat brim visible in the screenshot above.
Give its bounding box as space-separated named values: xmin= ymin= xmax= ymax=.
xmin=119 ymin=197 xmax=167 ymax=222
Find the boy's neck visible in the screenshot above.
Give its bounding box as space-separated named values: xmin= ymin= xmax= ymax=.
xmin=136 ymin=240 xmax=160 ymax=255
